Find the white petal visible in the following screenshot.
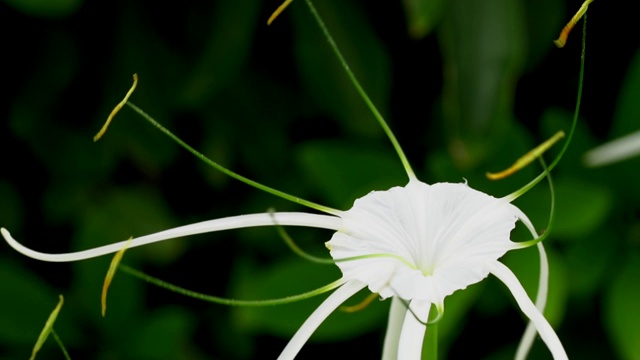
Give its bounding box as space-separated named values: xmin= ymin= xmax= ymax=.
xmin=277 ymin=279 xmax=366 ymax=360
xmin=382 ymin=297 xmax=407 ymax=360
xmin=397 ymin=299 xmax=430 ymax=360
xmin=489 ymin=261 xmax=567 ymax=360
xmin=516 ymin=242 xmax=549 ymax=360
xmin=0 ymin=212 xmax=341 ymax=262
xmin=583 ymin=129 xmax=640 ymax=167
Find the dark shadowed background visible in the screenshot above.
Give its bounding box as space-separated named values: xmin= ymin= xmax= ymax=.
xmin=1 ymin=0 xmax=639 ymax=358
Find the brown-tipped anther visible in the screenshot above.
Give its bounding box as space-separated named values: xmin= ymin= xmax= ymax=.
xmin=554 ymin=0 xmax=594 ymax=48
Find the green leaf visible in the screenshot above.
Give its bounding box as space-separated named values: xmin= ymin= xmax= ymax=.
xmin=522 ymin=0 xmax=565 ymax=70
xmin=130 ymin=306 xmax=198 ymax=360
xmin=426 ymin=120 xmax=536 ymax=197
xmin=179 ymin=0 xmax=260 ymax=108
xmin=291 ymin=0 xmax=391 ymax=137
xmin=0 ymin=260 xmax=70 ymax=345
xmin=74 ymin=186 xmax=184 ymax=267
xmin=2 ymin=0 xmax=82 ymax=17
xmin=401 ymin=0 xmax=447 ymax=38
xmin=564 ymin=229 xmax=615 ymax=299
xmin=232 ymin=258 xmax=386 ymax=341
xmin=66 ymin=187 xmax=181 ymax=342
xmin=437 ymin=281 xmax=483 ymax=357
xmin=539 ymin=107 xmax=598 ymax=175
xmin=0 ymin=180 xmax=25 ymax=232
xmin=605 ymin=254 xmax=640 ymax=360
xmin=611 ymin=49 xmax=640 ymax=138
xmin=439 ymin=0 xmax=526 ymax=168
xmin=513 ymin=176 xmax=612 ymax=240
xmin=547 ymin=177 xmax=612 ymax=239
xmin=296 ymin=140 xmax=406 ymax=209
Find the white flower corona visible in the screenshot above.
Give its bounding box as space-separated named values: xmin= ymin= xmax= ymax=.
xmin=329 ymin=180 xmax=520 ymax=304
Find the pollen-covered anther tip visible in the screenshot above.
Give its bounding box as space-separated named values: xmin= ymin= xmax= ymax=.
xmin=267 ymin=0 xmax=293 ymax=25
xmin=555 ymin=0 xmax=593 ymax=48
xmin=93 ymin=73 xmax=138 ymax=142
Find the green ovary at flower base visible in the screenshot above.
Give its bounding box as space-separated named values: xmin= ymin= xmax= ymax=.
xmin=0 ymin=0 xmax=585 ymax=359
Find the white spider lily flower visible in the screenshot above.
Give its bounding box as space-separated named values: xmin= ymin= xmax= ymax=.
xmin=1 ymin=178 xmax=567 ymax=360
xmin=278 ymin=179 xmax=567 ymax=360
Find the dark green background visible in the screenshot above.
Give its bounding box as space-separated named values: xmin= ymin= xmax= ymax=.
xmin=1 ymin=0 xmax=639 ymax=358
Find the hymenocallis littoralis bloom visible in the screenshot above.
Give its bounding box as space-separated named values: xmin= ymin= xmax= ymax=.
xmin=2 ymin=0 xmax=591 ymax=358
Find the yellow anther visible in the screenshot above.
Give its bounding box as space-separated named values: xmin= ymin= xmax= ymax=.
xmin=339 ymin=292 xmax=378 ymax=313
xmin=554 ymin=0 xmax=594 ymax=48
xmin=93 ymin=73 xmax=138 ymax=141
xmin=30 ymin=295 xmax=64 ymax=360
xmin=487 ymin=131 xmax=565 ymax=180
xmin=268 ymin=0 xmax=294 ymax=25
xmin=102 ymin=237 xmax=133 ymax=317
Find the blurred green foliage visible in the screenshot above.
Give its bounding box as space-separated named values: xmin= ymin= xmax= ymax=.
xmin=1 ymin=0 xmax=639 ymax=359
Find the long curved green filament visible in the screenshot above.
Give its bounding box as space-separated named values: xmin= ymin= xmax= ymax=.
xmin=118 ymin=264 xmax=344 ymax=306
xmin=393 ymin=296 xmax=444 ymax=327
xmin=269 ymin=210 xmax=336 ymax=264
xmin=302 ymin=0 xmax=416 ymax=181
xmin=515 ymin=156 xmax=556 ymax=248
xmin=263 ymin=214 xmax=420 ymax=267
xmin=339 ymin=292 xmax=379 ymax=313
xmin=125 ymin=102 xmax=340 ymax=216
xmin=268 ymin=210 xmax=413 ymax=267
xmin=51 ymin=330 xmax=71 ymax=360
xmin=505 ymin=14 xmax=587 ymax=203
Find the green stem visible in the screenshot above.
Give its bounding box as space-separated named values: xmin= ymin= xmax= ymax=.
xmin=119 ymin=264 xmax=344 ymax=306
xmin=506 ymin=14 xmax=587 ymax=202
xmin=126 ymin=102 xmax=340 ymax=216
xmin=423 ymin=316 xmax=438 ymax=360
xmin=51 ymin=329 xmax=71 ymax=360
xmin=514 ymin=156 xmax=556 ymax=248
xmin=303 ymin=0 xmax=416 ymax=181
